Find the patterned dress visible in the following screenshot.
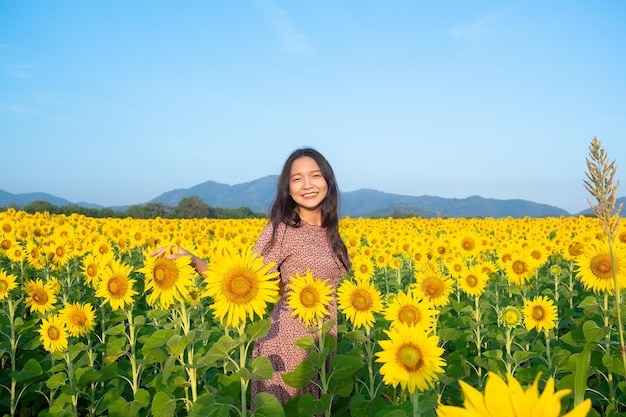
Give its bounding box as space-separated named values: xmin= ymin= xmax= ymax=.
xmin=250 ymin=220 xmax=347 ymax=406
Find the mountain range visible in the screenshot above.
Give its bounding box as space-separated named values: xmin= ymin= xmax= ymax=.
xmin=3 ymin=175 xmax=615 ymax=218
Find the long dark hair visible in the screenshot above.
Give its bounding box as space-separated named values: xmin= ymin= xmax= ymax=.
xmin=266 ymin=147 xmax=350 ymax=271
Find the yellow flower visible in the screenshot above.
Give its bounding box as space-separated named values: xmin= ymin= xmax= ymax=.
xmin=139 ymin=247 xmax=196 ymax=309
xmin=504 ymin=251 xmax=540 ymax=287
xmin=574 ymin=240 xmax=626 ymax=294
xmin=202 ymin=247 xmax=280 ymax=328
xmin=286 ymin=269 xmax=333 ymax=327
xmin=384 ymin=289 xmax=438 ymax=332
xmin=352 ymin=254 xmax=375 ymax=281
xmin=458 ymin=264 xmax=489 ymax=298
xmin=0 ymin=271 xmax=18 ymax=300
xmin=96 ymin=260 xmax=138 ymax=311
xmin=436 ymin=372 xmax=591 ymax=417
xmin=413 ymin=264 xmax=454 ymax=307
xmin=337 ymin=276 xmax=383 ymax=329
xmin=38 ymin=314 xmax=69 ymax=353
xmin=61 ymin=302 xmax=96 ymax=337
xmin=375 ymin=324 xmax=446 ymax=394
xmin=523 ymin=296 xmax=558 ymax=332
xmin=498 ymin=306 xmax=523 ymax=328
xmin=24 ymin=278 xmax=58 ymax=314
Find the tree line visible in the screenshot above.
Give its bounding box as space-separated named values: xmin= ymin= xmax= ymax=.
xmin=1 ymin=196 xmax=267 ymax=219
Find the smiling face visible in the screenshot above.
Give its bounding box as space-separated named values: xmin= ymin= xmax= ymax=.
xmin=289 ymin=156 xmax=328 ymax=224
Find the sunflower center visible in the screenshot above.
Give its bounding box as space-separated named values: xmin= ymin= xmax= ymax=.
xmin=0 ymin=280 xmax=7 ymax=292
xmin=87 ymin=264 xmax=98 ymax=278
xmin=512 ymin=260 xmax=527 ymax=274
xmin=359 ymin=264 xmax=369 ymax=274
xmin=47 ymin=325 xmax=61 ymax=341
xmin=532 ymin=305 xmax=545 ymax=320
xmin=590 ymin=254 xmax=613 ymax=279
xmin=398 ymin=306 xmax=421 ymax=325
xmin=107 ymin=276 xmax=128 ymax=298
xmin=70 ymin=310 xmax=87 ymax=326
xmin=154 ymin=261 xmax=178 ymax=290
xmin=397 ymin=344 xmax=423 ymax=372
xmin=1 ymin=239 xmax=11 ymax=250
xmin=300 ymin=287 xmax=319 ymax=308
xmin=466 ymin=274 xmax=478 ymax=288
xmin=56 ymin=246 xmax=65 ymax=257
xmin=223 ymin=267 xmax=259 ymax=304
xmin=351 ymin=289 xmax=373 ymax=311
xmin=422 ymin=277 xmax=444 ymax=297
xmin=461 ymin=238 xmax=475 ymax=251
xmin=32 ymin=289 xmax=49 ymax=305
xmin=229 ymin=275 xmax=252 ymax=296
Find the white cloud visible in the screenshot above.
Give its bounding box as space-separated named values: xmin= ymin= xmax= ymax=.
xmin=254 ymin=0 xmax=311 ymax=54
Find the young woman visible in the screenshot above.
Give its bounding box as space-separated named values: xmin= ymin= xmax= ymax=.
xmin=151 ymin=147 xmax=350 ymax=407
xmin=250 ymin=147 xmax=350 ymax=406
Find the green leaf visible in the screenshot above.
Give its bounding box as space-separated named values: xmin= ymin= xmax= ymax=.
xmin=106 ymin=323 xmax=127 ymax=335
xmin=602 ymin=353 xmax=625 ymax=377
xmin=281 ymin=359 xmax=317 ymax=388
xmin=134 ymin=388 xmax=151 ymax=407
xmin=11 ymin=358 xmax=43 ymax=382
xmin=189 ymin=392 xmax=232 ymax=417
xmin=246 ymin=319 xmax=271 ymax=341
xmin=45 ymin=371 xmax=68 ymax=389
xmin=200 ymin=334 xmax=238 ymax=366
xmin=574 ymin=342 xmax=594 ymax=407
xmin=151 ymin=391 xmax=177 ymax=417
xmin=582 ymin=320 xmax=609 ymax=342
xmin=294 ymin=335 xmax=316 ymax=351
xmin=167 ymin=334 xmax=188 ymax=356
xmin=374 ymin=410 xmax=409 ymax=417
xmin=251 ymin=392 xmax=286 ymax=417
xmin=76 ymin=367 xmax=102 ymax=386
xmin=249 ymin=355 xmax=274 ymax=381
xmin=141 ymin=328 xmax=176 ymax=350
xmin=297 ymin=393 xmax=331 ymax=416
xmin=330 ymin=354 xmax=364 ymax=380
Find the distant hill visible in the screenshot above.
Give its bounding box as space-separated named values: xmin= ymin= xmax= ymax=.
xmin=0 ymin=175 xmax=583 ymax=218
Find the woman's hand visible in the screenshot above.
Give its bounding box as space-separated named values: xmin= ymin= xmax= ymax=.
xmin=150 ymin=245 xmax=208 ymax=275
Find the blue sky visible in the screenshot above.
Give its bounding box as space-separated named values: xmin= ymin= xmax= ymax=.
xmin=1 ymin=1 xmax=625 ymax=214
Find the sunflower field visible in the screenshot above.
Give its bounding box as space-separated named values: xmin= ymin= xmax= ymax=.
xmin=0 ymin=205 xmax=625 ymax=417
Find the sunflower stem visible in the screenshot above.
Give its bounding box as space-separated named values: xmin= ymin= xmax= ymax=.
xmin=238 ymin=324 xmax=248 ymax=417
xmin=410 ymin=390 xmax=420 ymax=417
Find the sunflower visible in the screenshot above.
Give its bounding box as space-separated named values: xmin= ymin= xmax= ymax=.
xmin=384 ymin=289 xmax=438 ymax=332
xmin=574 ymin=240 xmax=626 ymax=294
xmin=352 ymin=254 xmax=375 ymax=281
xmin=38 ymin=314 xmax=69 ymax=353
xmin=286 ymin=269 xmax=334 ymax=327
xmin=375 ymin=324 xmax=446 ymax=394
xmin=458 ymin=264 xmax=489 ymax=298
xmin=337 ymin=276 xmax=383 ymax=329
xmin=81 ymin=252 xmax=103 ymax=288
xmin=24 ymin=278 xmax=58 ymax=314
xmin=202 ymin=247 xmax=280 ymax=328
xmin=96 ymin=260 xmax=138 ymax=311
xmin=0 ymin=270 xmax=18 ymax=300
xmin=26 ymin=240 xmax=47 ymax=270
xmin=138 ymin=247 xmax=197 ymax=309
xmin=413 ymin=264 xmax=454 ymax=307
xmin=436 ymin=371 xmax=591 ymax=417
xmin=523 ymin=295 xmax=558 ymax=332
xmin=504 ymin=251 xmax=540 ymax=287
xmin=498 ymin=306 xmax=523 ymax=329
xmin=61 ymin=302 xmax=96 ymax=337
